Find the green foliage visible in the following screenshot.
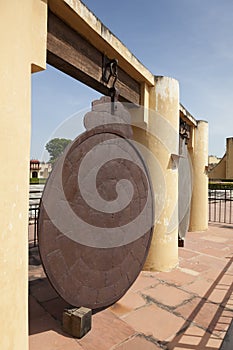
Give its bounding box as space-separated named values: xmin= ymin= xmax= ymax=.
xmin=30 ymin=178 xmax=47 ymax=184
xmin=45 ymin=138 xmax=72 ymax=165
xmin=209 ymin=182 xmax=233 ymax=190
xmin=30 ymin=177 xmax=39 ymax=184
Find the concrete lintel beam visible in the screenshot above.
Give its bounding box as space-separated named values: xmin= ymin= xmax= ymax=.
xmin=47 ymin=12 xmax=141 ymax=104
xmin=179 ymin=103 xmax=197 ymax=127
xmin=48 ymin=0 xmax=154 ymax=87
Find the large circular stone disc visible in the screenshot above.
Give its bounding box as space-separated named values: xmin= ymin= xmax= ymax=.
xmin=38 ymin=128 xmax=154 ymax=309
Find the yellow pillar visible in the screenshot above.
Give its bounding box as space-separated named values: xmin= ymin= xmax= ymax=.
xmin=142 ymin=76 xmax=180 ymax=271
xmin=0 ymin=1 xmax=47 ymax=349
xmin=189 ymin=120 xmax=208 ymax=231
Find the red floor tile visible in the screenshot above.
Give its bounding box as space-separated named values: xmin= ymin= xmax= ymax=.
xmin=122 ymin=304 xmax=185 ymax=341
xmin=113 ymin=335 xmax=161 ymax=349
xmin=77 ymin=309 xmax=135 ymax=350
xmin=142 ymin=283 xmax=193 ymax=308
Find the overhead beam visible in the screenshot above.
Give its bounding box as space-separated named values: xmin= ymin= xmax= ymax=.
xmin=48 ymin=0 xmax=155 ymax=87
xmin=180 ymin=103 xmax=197 ymax=126
xmin=47 ymin=12 xmax=140 ymax=104
xmin=47 ymin=1 xmax=197 ymax=127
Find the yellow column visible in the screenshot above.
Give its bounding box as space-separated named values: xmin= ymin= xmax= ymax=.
xmin=0 ymin=1 xmax=47 ymax=349
xmin=143 ymin=76 xmax=180 ymax=271
xmin=189 ymin=120 xmax=208 ymax=231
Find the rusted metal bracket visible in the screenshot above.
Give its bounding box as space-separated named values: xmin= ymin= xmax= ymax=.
xmin=102 ymin=55 xmax=119 ymax=114
xmin=102 ymin=56 xmax=118 ymax=85
xmin=180 ymin=119 xmax=191 ymax=145
xmin=178 ymin=236 xmax=185 ymax=247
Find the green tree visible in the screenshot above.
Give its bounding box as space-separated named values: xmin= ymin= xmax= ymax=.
xmin=45 ymin=138 xmax=72 ymax=165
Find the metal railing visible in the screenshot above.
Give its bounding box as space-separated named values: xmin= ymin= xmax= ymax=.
xmin=29 ymin=186 xmax=232 ymax=247
xmin=209 ymin=189 xmax=233 ymax=224
xmin=28 ymin=204 xmax=40 ymax=247
xmin=28 ymin=185 xmax=44 ymax=247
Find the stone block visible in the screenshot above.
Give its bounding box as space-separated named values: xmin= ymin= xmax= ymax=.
xmin=63 ymin=307 xmax=92 ymax=338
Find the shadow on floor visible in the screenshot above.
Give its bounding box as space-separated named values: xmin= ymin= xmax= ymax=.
xmin=163 ymin=256 xmax=233 ymax=350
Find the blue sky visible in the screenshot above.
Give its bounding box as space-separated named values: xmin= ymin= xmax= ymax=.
xmin=31 ymin=0 xmax=233 ymax=160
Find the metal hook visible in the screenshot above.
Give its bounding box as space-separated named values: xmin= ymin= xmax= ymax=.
xmin=102 ymin=56 xmax=119 ymax=114
xmin=102 ymin=57 xmax=118 ymax=86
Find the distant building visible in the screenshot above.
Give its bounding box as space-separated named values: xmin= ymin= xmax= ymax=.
xmin=208 ymin=137 xmax=233 ymax=180
xmin=30 ymin=159 xmax=52 ymax=179
xmin=208 ymin=155 xmax=221 ymax=171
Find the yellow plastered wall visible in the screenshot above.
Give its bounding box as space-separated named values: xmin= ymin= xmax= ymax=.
xmin=0 ymin=1 xmax=47 ymax=349
xmin=208 ymin=137 xmax=233 ymax=180
xmin=226 ymin=138 xmax=233 ymax=179
xmin=209 ymin=154 xmax=226 ymax=180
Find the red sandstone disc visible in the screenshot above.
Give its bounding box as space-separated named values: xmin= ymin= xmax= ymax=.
xmin=38 ymin=125 xmax=154 ymax=309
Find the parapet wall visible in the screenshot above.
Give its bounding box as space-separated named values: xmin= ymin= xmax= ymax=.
xmin=209 ymin=137 xmax=233 ymax=180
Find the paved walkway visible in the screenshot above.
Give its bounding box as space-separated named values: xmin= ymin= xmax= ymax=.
xmin=29 ymin=223 xmax=233 ymax=350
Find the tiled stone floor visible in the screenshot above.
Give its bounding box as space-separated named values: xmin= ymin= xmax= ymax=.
xmin=29 ymin=223 xmax=233 ymax=350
